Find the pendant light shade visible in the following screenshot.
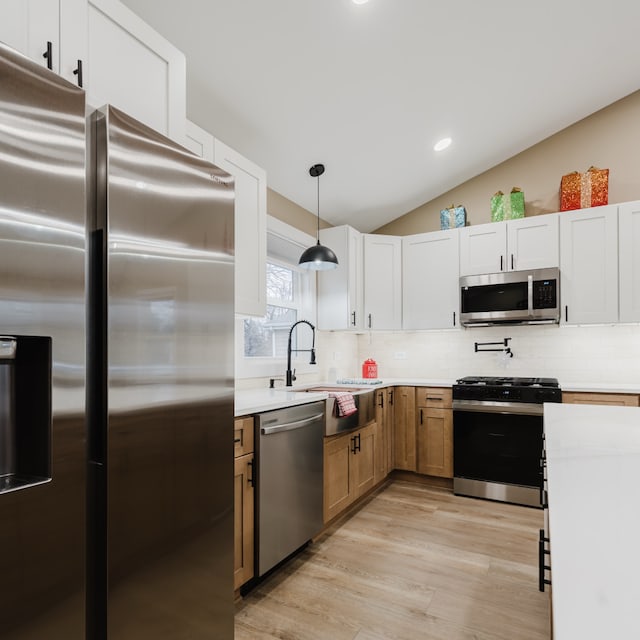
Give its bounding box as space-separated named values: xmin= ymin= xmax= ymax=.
xmin=299 ymin=163 xmax=339 ymax=270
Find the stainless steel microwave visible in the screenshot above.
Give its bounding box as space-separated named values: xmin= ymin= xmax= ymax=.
xmin=459 ymin=267 xmax=560 ymax=326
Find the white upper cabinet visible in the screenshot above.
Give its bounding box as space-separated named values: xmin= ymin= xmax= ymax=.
xmin=363 ymin=234 xmax=402 ymax=330
xmin=402 ymin=230 xmax=459 ymax=330
xmin=86 ymin=0 xmax=186 ymax=142
xmin=317 ymin=225 xmax=363 ymax=331
xmin=213 ymin=138 xmax=267 ymax=317
xmin=506 ymin=214 xmax=559 ymax=271
xmin=459 ymin=221 xmax=507 ymax=276
xmin=0 ymin=0 xmax=87 ymax=85
xmin=618 ymin=201 xmax=640 ymax=323
xmin=460 ymin=215 xmax=559 ymax=276
xmin=560 ymin=205 xmax=618 ymax=325
xmin=184 ymin=120 xmax=214 ymax=162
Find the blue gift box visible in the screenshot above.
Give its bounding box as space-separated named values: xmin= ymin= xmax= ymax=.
xmin=440 ymin=205 xmax=467 ymax=229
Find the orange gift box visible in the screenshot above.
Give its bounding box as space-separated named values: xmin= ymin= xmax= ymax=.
xmin=560 ymin=167 xmax=609 ymax=211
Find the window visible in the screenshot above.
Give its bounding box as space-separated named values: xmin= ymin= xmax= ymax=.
xmin=236 ymin=217 xmax=316 ymax=379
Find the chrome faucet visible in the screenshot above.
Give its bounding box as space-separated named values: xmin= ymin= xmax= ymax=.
xmin=286 ymin=320 xmax=316 ymax=386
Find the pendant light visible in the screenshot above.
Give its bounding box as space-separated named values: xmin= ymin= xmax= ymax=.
xmin=298 ymin=163 xmax=339 ymax=270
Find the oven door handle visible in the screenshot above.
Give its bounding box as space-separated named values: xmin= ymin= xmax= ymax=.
xmin=452 ymin=399 xmax=544 ymax=416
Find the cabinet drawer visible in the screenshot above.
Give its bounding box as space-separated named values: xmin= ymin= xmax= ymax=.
xmin=234 ymin=417 xmax=254 ymax=457
xmin=416 ymin=387 xmax=452 ymax=408
xmin=562 ymin=392 xmax=639 ymax=407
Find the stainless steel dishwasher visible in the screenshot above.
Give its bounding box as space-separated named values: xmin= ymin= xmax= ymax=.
xmin=255 ymin=400 xmax=324 ymax=577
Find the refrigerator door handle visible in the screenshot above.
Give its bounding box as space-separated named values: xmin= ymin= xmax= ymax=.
xmin=261 ymin=413 xmax=324 ymax=435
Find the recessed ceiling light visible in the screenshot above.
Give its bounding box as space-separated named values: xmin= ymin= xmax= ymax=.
xmin=434 ymin=137 xmax=452 ymax=152
xmin=352 ymin=0 xmax=369 ymax=4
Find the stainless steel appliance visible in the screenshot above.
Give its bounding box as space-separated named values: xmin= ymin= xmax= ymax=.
xmin=452 ymin=376 xmax=561 ymax=507
xmin=302 ymin=386 xmax=375 ymax=436
xmin=255 ymin=401 xmax=324 ymax=577
xmin=0 ymin=43 xmax=86 ymax=638
xmin=460 ymin=267 xmax=560 ymax=326
xmin=87 ymin=105 xmax=234 ymax=638
xmin=0 ymin=42 xmax=234 ymax=638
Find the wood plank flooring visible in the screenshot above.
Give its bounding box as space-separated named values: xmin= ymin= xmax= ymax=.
xmin=235 ymin=482 xmax=549 ymax=640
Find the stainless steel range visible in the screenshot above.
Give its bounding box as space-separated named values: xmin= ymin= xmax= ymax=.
xmin=452 ymin=376 xmax=562 ymax=507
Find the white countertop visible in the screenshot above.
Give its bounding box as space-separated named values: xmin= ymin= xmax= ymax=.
xmin=544 ymin=403 xmax=640 ymax=640
xmin=559 ymin=381 xmax=640 ymax=394
xmin=234 ymin=378 xmax=455 ymax=416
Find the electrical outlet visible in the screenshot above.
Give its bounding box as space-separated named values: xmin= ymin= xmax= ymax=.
xmin=394 ymin=351 xmax=407 ymax=360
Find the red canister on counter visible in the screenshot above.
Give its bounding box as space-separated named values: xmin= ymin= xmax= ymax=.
xmin=362 ymin=358 xmax=378 ymax=379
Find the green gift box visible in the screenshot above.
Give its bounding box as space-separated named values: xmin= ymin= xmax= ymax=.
xmin=491 ymin=188 xmax=525 ymax=222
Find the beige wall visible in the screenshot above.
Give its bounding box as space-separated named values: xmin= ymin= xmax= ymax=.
xmin=376 ymin=89 xmax=640 ymax=236
xmin=267 ymin=188 xmax=331 ymax=236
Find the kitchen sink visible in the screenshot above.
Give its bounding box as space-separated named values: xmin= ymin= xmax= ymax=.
xmin=302 ymin=386 xmax=376 ymax=436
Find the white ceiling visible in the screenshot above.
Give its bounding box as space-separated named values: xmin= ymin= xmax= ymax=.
xmin=121 ymin=0 xmax=640 ymax=233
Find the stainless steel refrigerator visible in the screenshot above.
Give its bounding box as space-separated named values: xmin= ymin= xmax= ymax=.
xmin=0 ymin=42 xmax=235 ymax=639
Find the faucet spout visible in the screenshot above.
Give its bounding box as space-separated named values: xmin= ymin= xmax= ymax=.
xmin=286 ymin=320 xmax=316 ymax=386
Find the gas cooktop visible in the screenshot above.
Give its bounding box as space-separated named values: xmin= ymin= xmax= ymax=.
xmin=455 ymin=376 xmax=559 ymax=388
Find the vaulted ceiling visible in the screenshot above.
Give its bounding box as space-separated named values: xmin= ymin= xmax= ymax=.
xmin=122 ymin=0 xmax=640 ymax=232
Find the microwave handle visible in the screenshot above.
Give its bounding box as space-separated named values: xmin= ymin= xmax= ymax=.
xmin=527 ymin=274 xmax=533 ymax=313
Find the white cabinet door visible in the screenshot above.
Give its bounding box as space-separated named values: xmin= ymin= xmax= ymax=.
xmin=363 ymin=234 xmax=402 ymax=330
xmin=619 ymin=201 xmax=640 ymax=323
xmin=560 ymin=205 xmax=618 ymax=324
xmin=403 ymin=230 xmax=459 ymax=330
xmin=318 ymin=225 xmax=363 ymax=330
xmin=507 ymin=214 xmax=559 ymax=271
xmin=459 ymin=222 xmax=507 ymax=276
xmin=214 ymin=139 xmax=267 ymax=317
xmin=0 ymin=0 xmax=86 ymax=85
xmin=184 ymin=119 xmax=214 ymax=162
xmin=86 ymin=0 xmax=186 ymax=141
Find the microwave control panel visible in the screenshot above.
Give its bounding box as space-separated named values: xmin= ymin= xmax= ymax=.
xmin=533 ymin=279 xmax=557 ymax=309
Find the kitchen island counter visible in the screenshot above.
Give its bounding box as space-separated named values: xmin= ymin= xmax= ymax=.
xmin=544 ymin=402 xmax=640 ymax=640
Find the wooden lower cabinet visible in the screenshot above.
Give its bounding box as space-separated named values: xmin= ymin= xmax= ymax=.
xmin=323 ymin=422 xmax=377 ymax=523
xmin=562 ymin=391 xmax=639 ymax=407
xmin=393 ymin=386 xmax=416 ymax=471
xmin=415 ymin=387 xmax=453 ymax=478
xmin=234 ymin=418 xmax=255 ymax=590
xmin=374 ymin=387 xmax=393 ymax=483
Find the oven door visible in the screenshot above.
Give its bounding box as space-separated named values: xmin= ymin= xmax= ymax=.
xmin=453 ymin=401 xmax=543 ymax=488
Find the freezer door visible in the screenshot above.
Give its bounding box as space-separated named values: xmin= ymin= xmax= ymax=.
xmin=0 ymin=43 xmax=86 ymax=638
xmin=88 ymin=105 xmax=235 ymax=639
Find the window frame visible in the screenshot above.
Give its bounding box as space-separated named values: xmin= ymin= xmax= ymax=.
xmin=235 ymin=216 xmax=317 ymax=380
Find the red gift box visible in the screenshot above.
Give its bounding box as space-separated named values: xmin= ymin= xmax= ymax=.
xmin=560 ymin=167 xmax=609 ymax=211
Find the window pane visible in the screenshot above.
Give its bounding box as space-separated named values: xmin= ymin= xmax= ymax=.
xmin=266 ymin=263 xmax=295 ymax=302
xmin=244 ymin=305 xmax=297 ymax=357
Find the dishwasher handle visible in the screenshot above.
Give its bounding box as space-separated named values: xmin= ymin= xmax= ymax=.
xmin=260 ymin=413 xmax=324 ymax=436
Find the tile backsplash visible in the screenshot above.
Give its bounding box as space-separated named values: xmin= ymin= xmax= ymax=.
xmin=317 ymin=324 xmax=640 ymax=385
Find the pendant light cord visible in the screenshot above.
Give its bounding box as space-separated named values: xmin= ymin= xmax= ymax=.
xmin=316 ymin=172 xmax=320 ymax=245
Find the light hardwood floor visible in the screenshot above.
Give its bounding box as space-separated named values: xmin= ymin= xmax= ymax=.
xmin=235 ymin=482 xmax=549 ymax=640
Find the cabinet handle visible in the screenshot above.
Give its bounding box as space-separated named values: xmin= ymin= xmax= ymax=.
xmin=419 ymin=409 xmax=423 ymax=425
xmin=234 ymin=437 xmax=241 ymax=444
xmin=248 ymin=459 xmax=255 ymax=488
xmin=351 ymin=311 xmax=356 ymax=326
xmin=500 ymin=255 xmax=503 ymax=271
xmin=511 ymin=254 xmax=514 ymax=270
xmin=351 ymin=435 xmax=357 ymax=454
xmin=565 ymin=305 xmax=568 ymax=322
xmin=426 ymin=396 xmax=441 ymax=401
xmin=452 ymin=311 xmax=456 ymax=327
xmin=73 ymin=59 xmax=84 ymax=88
xmin=538 ymin=529 xmax=551 ymax=592
xmin=43 ymin=41 xmax=53 ymax=70
xmin=356 ymin=433 xmax=361 ymax=453
xmin=368 ymin=313 xmax=372 ymax=329
xmin=378 ymin=393 xmax=384 ymax=409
